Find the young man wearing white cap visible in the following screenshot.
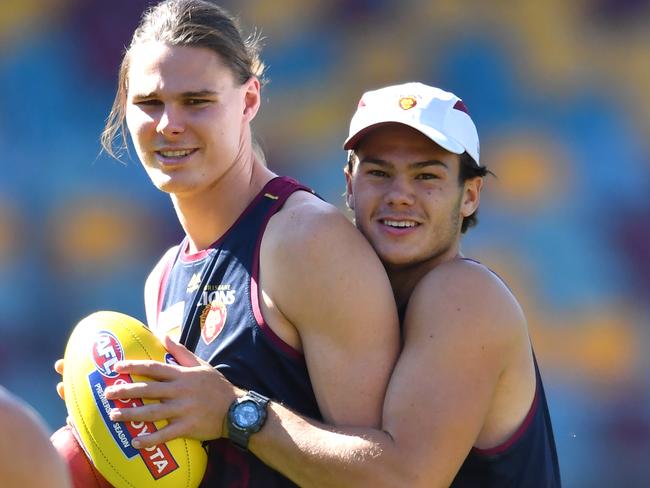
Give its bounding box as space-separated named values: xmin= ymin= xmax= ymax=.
xmin=116 ymin=82 xmax=561 ymax=487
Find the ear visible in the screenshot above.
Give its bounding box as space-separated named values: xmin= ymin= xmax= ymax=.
xmin=460 ymin=177 xmax=482 ymax=218
xmin=344 ymin=163 xmax=354 ymax=209
xmin=242 ymin=77 xmax=261 ymax=122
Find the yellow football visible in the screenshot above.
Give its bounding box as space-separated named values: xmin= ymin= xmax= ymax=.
xmin=62 ymin=311 xmax=208 ymax=488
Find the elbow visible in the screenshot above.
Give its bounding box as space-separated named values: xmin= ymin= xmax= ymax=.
xmin=372 ymin=469 xmax=450 ymax=488
xmin=369 ymin=465 xmax=448 ymax=488
xmin=342 ymin=440 xmax=447 ymax=488
xmin=358 ymin=442 xmax=452 ymax=488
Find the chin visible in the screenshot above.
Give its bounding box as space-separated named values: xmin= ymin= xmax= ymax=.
xmin=152 ymin=178 xmax=176 ymax=194
xmin=143 ymin=167 xmax=172 ymax=189
xmin=159 ymin=179 xmax=207 ymax=199
xmin=151 ymin=171 xmax=191 ymax=194
xmin=377 ymin=244 xmax=439 ymax=268
xmin=376 ymin=251 xmax=418 ymax=268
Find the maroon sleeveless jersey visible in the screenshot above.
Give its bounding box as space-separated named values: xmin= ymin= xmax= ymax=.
xmin=157 ymin=177 xmax=321 ymax=487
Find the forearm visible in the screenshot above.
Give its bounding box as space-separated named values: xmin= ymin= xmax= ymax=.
xmin=248 ymin=401 xmax=410 ymax=488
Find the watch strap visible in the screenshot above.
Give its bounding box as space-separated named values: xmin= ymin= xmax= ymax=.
xmin=246 ymin=390 xmax=270 ymax=409
xmin=227 ymin=419 xmax=250 ymax=450
xmin=227 ymin=390 xmax=270 ymax=450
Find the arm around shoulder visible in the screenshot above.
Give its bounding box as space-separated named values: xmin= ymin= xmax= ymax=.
xmin=249 ymin=257 xmax=533 ymax=488
xmin=262 ymin=196 xmax=400 ymax=427
xmin=376 ymin=259 xmax=533 ymax=486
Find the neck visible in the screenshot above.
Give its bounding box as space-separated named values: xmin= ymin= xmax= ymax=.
xmin=386 ymin=247 xmax=464 ymax=310
xmin=171 ymin=153 xmax=275 ymax=252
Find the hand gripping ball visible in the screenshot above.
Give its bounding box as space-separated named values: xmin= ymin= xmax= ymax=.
xmin=61 ymin=311 xmax=208 ymax=488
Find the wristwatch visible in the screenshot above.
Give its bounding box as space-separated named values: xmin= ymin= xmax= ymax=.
xmin=226 ymin=390 xmax=270 ymax=450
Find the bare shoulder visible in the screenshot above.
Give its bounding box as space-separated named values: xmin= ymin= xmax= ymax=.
xmin=0 ymin=387 xmax=70 ymax=487
xmin=269 ymin=190 xmax=361 ymax=242
xmin=260 ymin=188 xmax=395 ymax=340
xmin=260 ymin=190 xmax=399 ymax=426
xmin=406 ymin=258 xmax=528 ymax=347
xmin=264 ymin=190 xmax=377 ymax=264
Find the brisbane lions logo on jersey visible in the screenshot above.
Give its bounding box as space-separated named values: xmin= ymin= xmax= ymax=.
xmin=199 ymin=299 xmax=228 ymax=345
xmin=197 ymin=284 xmax=236 ymax=344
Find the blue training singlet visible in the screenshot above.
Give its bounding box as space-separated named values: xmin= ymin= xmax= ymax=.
xmin=450 ymin=259 xmax=561 ymax=487
xmin=156 ymin=177 xmax=321 ymax=487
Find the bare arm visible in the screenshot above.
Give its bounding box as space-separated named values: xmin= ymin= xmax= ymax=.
xmin=260 ymin=195 xmax=400 ymax=426
xmin=246 ymin=260 xmax=534 ymax=487
xmin=107 ymin=218 xmax=532 ymax=486
xmin=109 ymin=261 xmax=531 ymax=486
xmin=106 ymin=197 xmax=400 ymax=442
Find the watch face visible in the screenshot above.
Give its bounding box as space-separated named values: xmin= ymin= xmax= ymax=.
xmin=233 ymin=400 xmax=260 ymax=429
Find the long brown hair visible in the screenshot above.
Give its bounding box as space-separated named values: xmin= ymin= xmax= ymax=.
xmin=100 ymin=0 xmax=266 ymax=159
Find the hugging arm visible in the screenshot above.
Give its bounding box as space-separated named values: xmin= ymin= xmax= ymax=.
xmin=246 ymin=262 xmax=528 ymax=487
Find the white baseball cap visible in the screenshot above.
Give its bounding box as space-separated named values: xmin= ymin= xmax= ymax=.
xmin=343 ymin=82 xmax=480 ymax=165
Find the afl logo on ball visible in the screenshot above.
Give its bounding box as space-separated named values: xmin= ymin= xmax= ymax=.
xmin=92 ymin=331 xmax=124 ymax=377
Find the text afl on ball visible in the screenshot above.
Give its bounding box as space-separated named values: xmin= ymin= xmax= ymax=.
xmin=62 ymin=311 xmax=208 ymax=488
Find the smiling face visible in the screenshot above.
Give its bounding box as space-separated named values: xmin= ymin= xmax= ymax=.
xmin=125 ymin=42 xmax=260 ymax=197
xmin=346 ymin=123 xmax=481 ymax=270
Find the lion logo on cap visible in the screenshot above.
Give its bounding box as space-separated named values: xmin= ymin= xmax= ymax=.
xmin=399 ymin=96 xmax=417 ymax=110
